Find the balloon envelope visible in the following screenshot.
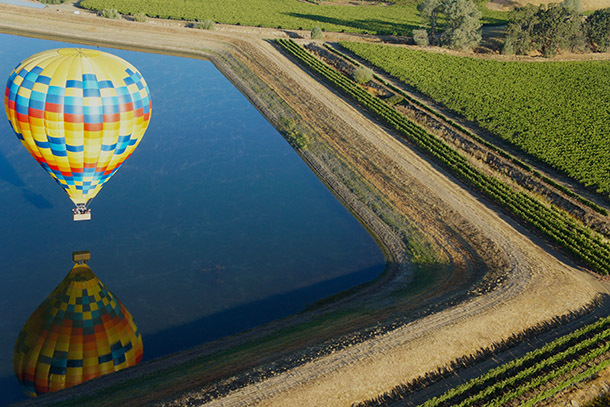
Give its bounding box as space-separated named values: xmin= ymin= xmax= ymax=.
xmin=13 ymin=262 xmax=143 ymax=396
xmin=4 ymin=48 xmax=151 ymax=206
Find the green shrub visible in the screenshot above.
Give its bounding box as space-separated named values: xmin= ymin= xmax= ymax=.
xmin=133 ymin=12 xmax=147 ymax=22
xmin=386 ymin=94 xmax=404 ymax=105
xmin=99 ymin=8 xmax=121 ymax=19
xmin=353 ymin=66 xmax=373 ymax=84
xmin=413 ymin=29 xmax=429 ymax=46
xmin=191 ymin=20 xmax=216 ymax=30
xmin=311 ymin=26 xmax=323 ymax=39
xmin=289 ymin=131 xmax=310 ymax=150
xmin=584 ymin=8 xmax=610 ymax=52
xmin=502 ymin=38 xmax=516 ymax=55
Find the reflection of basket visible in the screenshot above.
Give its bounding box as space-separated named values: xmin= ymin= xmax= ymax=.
xmin=13 ymin=258 xmax=143 ymax=396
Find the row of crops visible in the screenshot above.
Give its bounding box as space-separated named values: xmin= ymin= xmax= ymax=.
xmin=356 ymin=314 xmax=610 ymax=406
xmin=80 ymin=0 xmax=421 ymax=35
xmin=275 ymin=39 xmax=610 ymax=275
xmin=79 ymin=0 xmax=506 ymax=35
xmin=321 ymin=43 xmax=607 ymax=216
xmin=338 ymin=42 xmax=610 ymax=200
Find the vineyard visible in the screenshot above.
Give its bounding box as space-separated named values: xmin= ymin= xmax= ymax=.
xmin=274 ymin=39 xmax=610 ymax=276
xmin=358 ymin=314 xmax=610 ymax=406
xmin=78 ymin=0 xmax=506 ymax=36
xmin=339 ymin=42 xmax=610 ymax=199
xmin=321 ymin=43 xmax=608 ymax=217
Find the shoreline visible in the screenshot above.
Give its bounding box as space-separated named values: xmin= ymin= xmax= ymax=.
xmin=1 ymin=5 xmax=421 ymax=404
xmin=1 ymin=4 xmax=608 ymax=406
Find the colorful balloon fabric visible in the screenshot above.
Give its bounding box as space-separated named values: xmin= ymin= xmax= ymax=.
xmin=4 ymin=48 xmax=151 ymax=206
xmin=13 ymin=263 xmax=143 ymax=396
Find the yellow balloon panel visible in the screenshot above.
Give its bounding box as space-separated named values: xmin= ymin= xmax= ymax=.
xmin=4 ymin=48 xmax=152 ymax=205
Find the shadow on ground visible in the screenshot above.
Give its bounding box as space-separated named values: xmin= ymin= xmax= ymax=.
xmin=285 ymin=12 xmax=417 ymax=35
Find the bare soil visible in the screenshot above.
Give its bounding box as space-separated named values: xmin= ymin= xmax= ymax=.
xmin=0 ymin=4 xmax=608 ymax=407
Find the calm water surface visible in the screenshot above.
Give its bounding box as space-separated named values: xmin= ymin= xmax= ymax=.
xmin=0 ymin=0 xmax=45 ymax=9
xmin=0 ymin=33 xmax=384 ymax=404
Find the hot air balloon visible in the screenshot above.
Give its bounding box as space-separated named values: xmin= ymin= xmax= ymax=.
xmin=13 ymin=251 xmax=143 ymax=396
xmin=4 ymin=48 xmax=152 ymax=221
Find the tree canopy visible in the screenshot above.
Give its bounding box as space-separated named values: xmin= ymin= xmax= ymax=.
xmin=584 ymin=8 xmax=610 ymax=52
xmin=418 ymin=0 xmax=481 ymax=51
xmin=504 ymin=2 xmax=610 ymax=56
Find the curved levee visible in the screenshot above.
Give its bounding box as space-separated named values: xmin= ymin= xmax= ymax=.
xmin=0 ymin=5 xmax=606 ymax=406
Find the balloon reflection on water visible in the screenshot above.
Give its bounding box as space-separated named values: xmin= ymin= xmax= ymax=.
xmin=13 ymin=251 xmax=143 ymax=396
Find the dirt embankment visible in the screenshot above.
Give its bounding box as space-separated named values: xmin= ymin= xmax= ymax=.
xmin=1 ymin=4 xmax=608 ymax=407
xmin=306 ymin=42 xmax=610 ymax=237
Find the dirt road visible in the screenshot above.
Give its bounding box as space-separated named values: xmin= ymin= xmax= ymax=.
xmin=0 ymin=4 xmax=607 ymax=406
xmin=163 ymin=39 xmax=607 ymax=407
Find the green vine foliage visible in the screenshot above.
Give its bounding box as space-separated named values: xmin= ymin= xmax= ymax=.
xmin=275 ymin=39 xmax=610 ymax=276
xmin=340 ymin=42 xmax=610 ymax=199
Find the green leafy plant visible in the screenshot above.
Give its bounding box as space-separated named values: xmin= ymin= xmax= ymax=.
xmin=353 ymin=66 xmax=373 ymax=84
xmin=386 ymin=94 xmax=404 ymax=105
xmin=99 ymin=8 xmax=121 ymax=19
xmin=133 ymin=12 xmax=147 ymax=22
xmin=413 ymin=29 xmax=430 ymax=46
xmin=311 ymin=26 xmax=323 ymax=39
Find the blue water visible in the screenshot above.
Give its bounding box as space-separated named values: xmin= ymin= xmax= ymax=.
xmin=0 ymin=0 xmax=46 ymax=9
xmin=0 ymin=34 xmax=384 ymax=403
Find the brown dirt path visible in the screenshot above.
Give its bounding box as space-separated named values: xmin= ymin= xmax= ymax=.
xmin=0 ymin=4 xmax=608 ymax=407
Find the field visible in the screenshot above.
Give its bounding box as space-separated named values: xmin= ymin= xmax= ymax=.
xmin=78 ymin=0 xmax=507 ymax=36
xmin=340 ymin=42 xmax=610 ymax=199
xmin=276 ymin=39 xmax=610 ymax=276
xmin=359 ymin=313 xmax=610 ymax=407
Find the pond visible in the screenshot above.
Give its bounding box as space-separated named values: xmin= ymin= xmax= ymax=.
xmin=0 ymin=0 xmax=46 ymax=9
xmin=0 ymin=33 xmax=385 ymax=403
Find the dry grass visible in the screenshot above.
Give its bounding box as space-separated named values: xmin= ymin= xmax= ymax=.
xmin=487 ymin=0 xmax=610 ymax=11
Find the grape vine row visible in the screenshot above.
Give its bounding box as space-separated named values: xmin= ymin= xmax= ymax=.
xmin=275 ymin=39 xmax=610 ymax=275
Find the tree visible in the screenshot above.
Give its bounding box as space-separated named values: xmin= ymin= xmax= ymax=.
xmin=418 ymin=0 xmax=443 ymax=44
xmin=503 ymin=5 xmax=538 ymax=55
xmin=562 ymin=0 xmax=582 ymax=13
xmin=418 ymin=0 xmax=481 ymax=51
xmin=503 ymin=2 xmax=585 ymax=57
xmin=534 ymin=3 xmax=582 ymax=57
xmin=584 ymin=8 xmax=610 ymax=52
xmin=440 ymin=0 xmax=482 ymax=50
xmin=100 ymin=9 xmax=121 ymax=19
